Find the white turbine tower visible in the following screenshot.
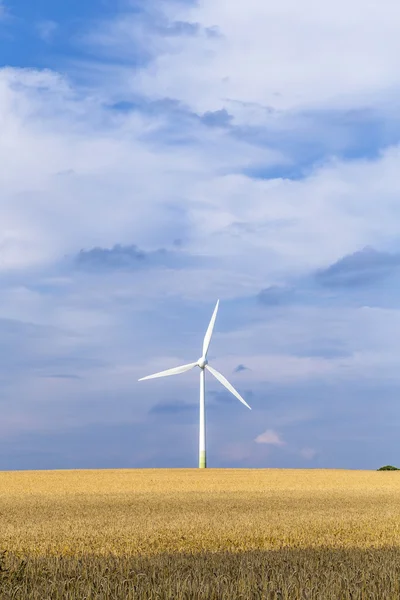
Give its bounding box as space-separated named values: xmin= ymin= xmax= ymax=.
xmin=138 ymin=300 xmax=251 ymax=468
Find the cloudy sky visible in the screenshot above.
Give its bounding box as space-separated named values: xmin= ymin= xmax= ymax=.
xmin=1 ymin=0 xmax=400 ymax=470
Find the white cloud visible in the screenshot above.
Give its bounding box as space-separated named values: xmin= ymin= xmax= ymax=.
xmin=87 ymin=0 xmax=400 ymax=118
xmin=2 ymin=60 xmax=400 ymax=289
xmin=255 ymin=428 xmax=285 ymax=445
xmin=2 ymin=2 xmax=400 ymax=469
xmin=187 ymin=147 xmax=400 ymax=272
xmin=0 ymin=4 xmax=400 ymax=409
xmin=53 ymin=1 xmax=400 ymax=285
xmin=0 ymin=66 xmax=286 ymax=274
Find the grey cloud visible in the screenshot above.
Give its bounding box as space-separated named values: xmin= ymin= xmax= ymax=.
xmin=205 ymin=26 xmax=221 ymax=39
xmin=149 ymin=100 xmax=234 ymax=132
xmin=158 ymin=19 xmax=221 ymax=39
xmin=315 ymin=246 xmax=400 ymax=288
xmin=258 ymin=285 xmax=295 ymax=306
xmin=163 ymin=21 xmax=201 ymax=37
xmin=74 ymin=243 xmax=202 ymax=272
xmin=234 ymin=364 xmax=249 ymax=373
xmin=109 ymin=96 xmax=234 ymax=133
xmin=76 ymin=244 xmax=145 ymax=269
xmin=200 ymin=109 xmax=233 ymax=128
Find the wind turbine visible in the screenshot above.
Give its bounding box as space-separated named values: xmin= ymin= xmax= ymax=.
xmin=138 ymin=300 xmax=251 ymax=468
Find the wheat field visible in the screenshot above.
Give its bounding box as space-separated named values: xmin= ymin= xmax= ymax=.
xmin=1 ymin=468 xmax=400 ymax=598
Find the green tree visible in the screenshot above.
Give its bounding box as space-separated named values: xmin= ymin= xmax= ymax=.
xmin=377 ymin=465 xmax=399 ymax=471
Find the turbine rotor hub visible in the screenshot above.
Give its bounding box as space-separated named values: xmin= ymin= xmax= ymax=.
xmin=197 ymin=357 xmax=208 ymax=369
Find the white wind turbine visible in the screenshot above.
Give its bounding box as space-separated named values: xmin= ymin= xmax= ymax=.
xmin=138 ymin=300 xmax=251 ymax=468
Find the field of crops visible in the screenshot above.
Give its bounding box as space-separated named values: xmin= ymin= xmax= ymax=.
xmin=1 ymin=468 xmax=400 ymax=599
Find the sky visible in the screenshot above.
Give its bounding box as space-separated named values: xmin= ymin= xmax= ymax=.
xmin=1 ymin=0 xmax=400 ymax=470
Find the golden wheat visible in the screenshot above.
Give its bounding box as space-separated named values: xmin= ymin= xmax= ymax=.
xmin=1 ymin=468 xmax=400 ymax=598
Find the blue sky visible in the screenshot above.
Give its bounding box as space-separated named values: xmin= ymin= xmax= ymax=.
xmin=1 ymin=0 xmax=400 ymax=470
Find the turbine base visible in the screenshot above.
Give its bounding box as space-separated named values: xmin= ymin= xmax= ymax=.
xmin=199 ymin=450 xmax=207 ymax=469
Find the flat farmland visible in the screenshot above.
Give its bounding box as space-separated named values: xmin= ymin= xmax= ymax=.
xmin=1 ymin=468 xmax=400 ymax=599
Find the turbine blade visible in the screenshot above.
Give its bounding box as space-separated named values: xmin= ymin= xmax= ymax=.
xmin=202 ymin=299 xmax=220 ymax=358
xmin=138 ymin=362 xmax=197 ymax=381
xmin=205 ymin=364 xmax=252 ymax=410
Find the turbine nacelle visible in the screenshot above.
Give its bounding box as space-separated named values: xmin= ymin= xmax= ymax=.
xmin=197 ymin=357 xmax=208 ymax=369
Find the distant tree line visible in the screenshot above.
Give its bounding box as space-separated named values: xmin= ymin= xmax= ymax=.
xmin=377 ymin=465 xmax=399 ymax=470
